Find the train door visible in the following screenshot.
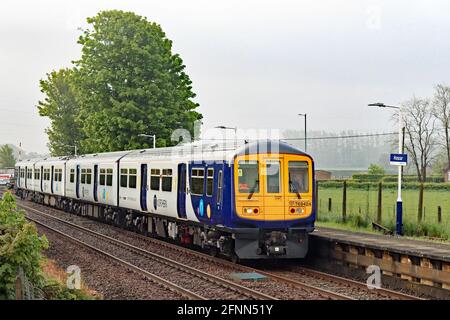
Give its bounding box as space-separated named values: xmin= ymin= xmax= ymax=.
xmin=24 ymin=166 xmax=27 ymax=189
xmin=177 ymin=163 xmax=187 ymax=218
xmin=93 ymin=165 xmax=98 ymax=202
xmin=40 ymin=166 xmax=43 ymax=192
xmin=262 ymin=157 xmax=285 ymax=221
xmin=140 ymin=164 xmax=148 ymax=211
xmin=76 ymin=165 xmax=80 ymax=198
xmin=214 ymin=163 xmax=225 ymax=224
xmin=51 ymin=166 xmax=54 ymax=194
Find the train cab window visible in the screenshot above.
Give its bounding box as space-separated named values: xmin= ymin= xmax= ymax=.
xmin=70 ymin=169 xmax=75 ymax=183
xmin=266 ymin=161 xmax=281 ymax=193
xmin=129 ymin=169 xmax=137 ymax=189
xmin=237 ymin=161 xmax=259 ymax=193
xmin=106 ymin=169 xmax=113 ymax=186
xmin=191 ymin=168 xmax=204 ymax=195
xmin=99 ymin=169 xmax=106 ymax=186
xmin=288 ymin=161 xmax=309 ymax=193
xmin=150 ymin=169 xmax=160 ymax=191
xmin=161 ymin=169 xmax=172 ymax=192
xmin=120 ymin=169 xmax=128 ymax=188
xmin=217 ymin=170 xmax=223 ymax=203
xmin=206 ymin=168 xmax=214 ymax=196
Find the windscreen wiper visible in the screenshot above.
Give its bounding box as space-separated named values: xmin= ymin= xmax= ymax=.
xmin=247 ymin=180 xmax=259 ymax=199
xmin=289 ymin=173 xmax=301 ymax=199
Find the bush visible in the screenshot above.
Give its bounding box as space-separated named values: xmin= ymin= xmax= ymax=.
xmin=0 ymin=192 xmax=48 ymax=299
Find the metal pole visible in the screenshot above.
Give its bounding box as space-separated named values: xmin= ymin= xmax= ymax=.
xmin=304 ymin=114 xmax=307 ymax=152
xmin=153 ymin=135 xmax=156 ymax=149
xmin=74 ymin=146 xmax=77 ymax=156
xmin=396 ymin=107 xmax=403 ymax=235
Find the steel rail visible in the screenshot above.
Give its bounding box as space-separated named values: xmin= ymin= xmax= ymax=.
xmin=25 ymin=215 xmax=204 ymax=300
xmin=20 ymin=203 xmax=277 ymax=301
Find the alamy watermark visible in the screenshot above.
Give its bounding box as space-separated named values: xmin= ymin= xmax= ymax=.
xmin=366 ymin=265 xmax=382 ymax=289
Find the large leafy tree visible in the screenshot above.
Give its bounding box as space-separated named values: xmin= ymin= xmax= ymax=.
xmin=0 ymin=145 xmax=16 ymax=168
xmin=74 ymin=10 xmax=202 ymax=152
xmin=37 ymin=69 xmax=84 ymax=156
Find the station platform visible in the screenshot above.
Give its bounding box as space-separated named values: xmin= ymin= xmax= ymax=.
xmin=309 ymin=226 xmax=450 ymax=291
xmin=311 ymin=226 xmax=450 ymax=262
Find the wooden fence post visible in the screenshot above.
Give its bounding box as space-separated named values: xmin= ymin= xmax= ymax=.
xmin=342 ymin=180 xmax=347 ymax=222
xmin=377 ymin=182 xmax=382 ymax=224
xmin=438 ymin=206 xmax=442 ymax=224
xmin=328 ymin=198 xmax=332 ymax=212
xmin=315 ymin=181 xmax=319 ymax=220
xmin=418 ymin=182 xmax=424 ymax=223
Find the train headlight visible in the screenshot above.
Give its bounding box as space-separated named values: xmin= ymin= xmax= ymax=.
xmin=245 ymin=208 xmax=253 ymax=214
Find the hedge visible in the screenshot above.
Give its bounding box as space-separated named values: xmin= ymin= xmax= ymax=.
xmin=350 ymin=174 xmax=444 ymax=183
xmin=318 ymin=180 xmax=450 ymax=190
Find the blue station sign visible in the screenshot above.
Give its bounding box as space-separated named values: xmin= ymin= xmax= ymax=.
xmin=390 ymin=153 xmax=408 ymax=166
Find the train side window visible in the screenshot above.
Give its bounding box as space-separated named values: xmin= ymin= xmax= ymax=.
xmin=206 ymin=168 xmax=214 ymax=196
xmin=99 ymin=168 xmax=106 ymax=186
xmin=120 ymin=168 xmax=128 ymax=188
xmin=191 ymin=168 xmax=205 ymax=195
xmin=34 ymin=169 xmax=40 ymax=180
xmin=150 ymin=169 xmax=160 ymax=191
xmin=86 ymin=169 xmax=92 ymax=184
xmin=27 ymin=169 xmax=32 ymax=179
xmin=161 ymin=169 xmax=172 ymax=192
xmin=70 ymin=169 xmax=75 ymax=183
xmin=43 ymin=168 xmax=50 ymax=181
xmin=217 ymin=170 xmax=223 ymax=204
xmin=81 ymin=169 xmax=86 ymax=184
xmin=54 ymin=169 xmax=62 ymax=182
xmin=106 ymin=169 xmax=113 ymax=186
xmin=129 ymin=169 xmax=137 ymax=188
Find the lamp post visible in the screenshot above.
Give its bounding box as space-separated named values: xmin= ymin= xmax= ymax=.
xmin=215 ymin=125 xmax=238 ymax=148
xmin=66 ymin=145 xmax=78 ymax=156
xmin=298 ymin=113 xmax=307 ymax=152
xmin=368 ymin=102 xmax=403 ymax=235
xmin=138 ymin=134 xmax=156 ymax=149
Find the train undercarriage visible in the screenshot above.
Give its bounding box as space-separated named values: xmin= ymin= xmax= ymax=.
xmin=16 ymin=188 xmax=310 ymax=261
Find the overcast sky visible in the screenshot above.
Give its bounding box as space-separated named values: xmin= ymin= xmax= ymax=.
xmin=1 ymin=0 xmax=449 ymax=153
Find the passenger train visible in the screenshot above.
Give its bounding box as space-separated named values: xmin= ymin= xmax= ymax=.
xmin=15 ymin=140 xmax=316 ymax=261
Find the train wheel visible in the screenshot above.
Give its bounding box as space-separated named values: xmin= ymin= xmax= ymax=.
xmin=231 ymin=254 xmax=240 ymax=264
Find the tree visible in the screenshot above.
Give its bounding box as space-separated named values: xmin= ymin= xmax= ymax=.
xmin=401 ymin=97 xmax=437 ymax=182
xmin=368 ymin=164 xmax=385 ymax=175
xmin=0 ymin=145 xmax=16 ymax=168
xmin=432 ymin=84 xmax=450 ymax=168
xmin=37 ymin=69 xmax=84 ymax=156
xmin=73 ymin=10 xmax=202 ymax=153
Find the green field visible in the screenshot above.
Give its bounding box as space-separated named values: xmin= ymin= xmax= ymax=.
xmin=316 ymin=186 xmax=450 ymax=239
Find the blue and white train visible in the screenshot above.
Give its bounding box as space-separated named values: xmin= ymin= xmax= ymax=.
xmin=15 ymin=140 xmax=316 ymax=260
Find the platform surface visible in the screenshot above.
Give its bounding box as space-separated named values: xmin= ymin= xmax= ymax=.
xmin=311 ymin=227 xmax=450 ymax=262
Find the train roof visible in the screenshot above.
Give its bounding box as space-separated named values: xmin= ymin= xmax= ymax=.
xmin=15 ymin=140 xmax=309 ymax=165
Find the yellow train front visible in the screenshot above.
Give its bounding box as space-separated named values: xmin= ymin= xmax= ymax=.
xmin=228 ymin=140 xmax=315 ymax=260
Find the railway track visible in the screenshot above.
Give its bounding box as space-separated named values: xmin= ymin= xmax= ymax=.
xmin=1 ymin=189 xmax=422 ymax=300
xmin=22 ymin=204 xmax=277 ymax=300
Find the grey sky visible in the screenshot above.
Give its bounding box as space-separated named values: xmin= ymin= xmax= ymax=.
xmin=1 ymin=0 xmax=449 ymax=153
